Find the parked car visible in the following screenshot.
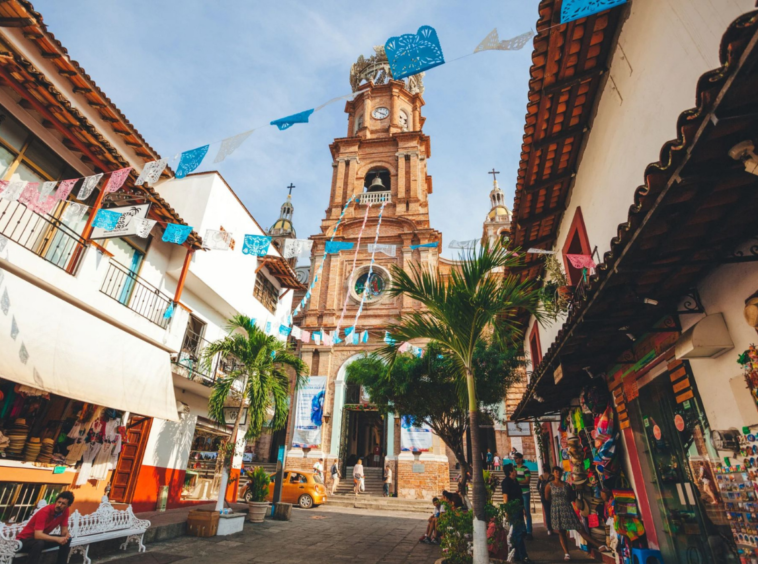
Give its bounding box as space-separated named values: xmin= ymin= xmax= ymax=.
xmin=265 ymin=470 xmax=327 ymax=508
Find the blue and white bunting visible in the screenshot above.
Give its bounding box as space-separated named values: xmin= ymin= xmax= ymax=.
xmin=242 ymin=235 xmax=272 ymax=256
xmin=270 ymin=109 xmax=315 ymax=131
xmin=176 ymin=145 xmax=210 ymax=179
xmin=162 ymin=223 xmax=193 ymax=245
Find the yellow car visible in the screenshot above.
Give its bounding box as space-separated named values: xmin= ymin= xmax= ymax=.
xmin=266 ymin=470 xmax=327 ymax=508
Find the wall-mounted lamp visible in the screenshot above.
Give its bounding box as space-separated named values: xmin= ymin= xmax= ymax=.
xmin=323 ymin=413 xmax=331 ymax=424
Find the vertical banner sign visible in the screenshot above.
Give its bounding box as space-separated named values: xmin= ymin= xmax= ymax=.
xmin=292 ymin=376 xmax=327 ymax=448
xmin=400 ymin=416 xmax=433 ymax=452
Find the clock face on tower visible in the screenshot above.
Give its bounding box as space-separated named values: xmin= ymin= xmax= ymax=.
xmin=349 ymin=265 xmax=391 ymax=304
xmin=372 ymin=107 xmax=390 ymax=120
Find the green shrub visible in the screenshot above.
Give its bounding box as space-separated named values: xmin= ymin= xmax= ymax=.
xmin=245 ymin=466 xmax=271 ymax=502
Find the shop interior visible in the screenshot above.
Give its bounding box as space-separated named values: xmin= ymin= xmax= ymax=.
xmin=0 ymin=378 xmax=124 ymax=523
xmin=182 ymin=418 xmax=228 ymax=502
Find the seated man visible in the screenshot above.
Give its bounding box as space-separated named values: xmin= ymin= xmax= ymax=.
xmin=420 ymin=497 xmax=445 ymax=544
xmin=17 ymin=491 xmax=75 ymax=564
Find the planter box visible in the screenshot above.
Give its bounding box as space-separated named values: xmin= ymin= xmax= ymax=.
xmin=187 ymin=509 xmax=219 ymax=538
xmin=217 ymin=513 xmax=245 ymax=536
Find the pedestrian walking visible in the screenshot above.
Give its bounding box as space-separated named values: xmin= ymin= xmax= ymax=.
xmin=493 ymin=453 xmax=501 ymax=472
xmin=383 ymin=463 xmax=392 ymax=497
xmin=537 ymin=468 xmax=554 ymax=535
xmin=501 ymin=464 xmax=532 ymax=563
xmin=486 ymin=449 xmax=494 ymax=470
xmin=16 ymin=491 xmax=75 ymax=564
xmin=353 ymin=458 xmax=365 ymax=495
xmin=545 ymin=466 xmax=583 ymax=561
xmin=514 ymin=452 xmax=533 ymax=539
xmin=313 ymin=458 xmax=324 ymax=480
xmin=330 ymin=459 xmax=341 ymax=494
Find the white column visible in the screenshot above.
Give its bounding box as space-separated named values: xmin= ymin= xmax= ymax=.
xmin=386 ymin=412 xmax=395 ymax=460
xmin=329 ymin=380 xmax=346 ymax=458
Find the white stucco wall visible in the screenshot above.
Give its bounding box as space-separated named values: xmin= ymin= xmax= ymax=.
xmin=680 ymin=259 xmax=758 ymax=432
xmin=524 ymin=0 xmax=755 ymax=369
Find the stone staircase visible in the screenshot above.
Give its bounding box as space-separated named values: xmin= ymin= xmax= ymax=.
xmin=448 ymin=467 xmax=541 ymax=512
xmin=328 ymin=494 xmax=434 ymax=513
xmin=333 ymin=466 xmax=385 ymax=497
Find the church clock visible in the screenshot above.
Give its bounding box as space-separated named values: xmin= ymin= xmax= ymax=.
xmin=371 ymin=106 xmax=390 ymax=120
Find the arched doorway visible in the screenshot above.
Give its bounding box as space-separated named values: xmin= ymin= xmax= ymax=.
xmin=329 ymin=354 xmax=386 ymax=474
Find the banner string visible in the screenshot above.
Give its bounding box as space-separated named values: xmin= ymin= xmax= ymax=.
xmin=335 ymin=202 xmax=371 ymax=336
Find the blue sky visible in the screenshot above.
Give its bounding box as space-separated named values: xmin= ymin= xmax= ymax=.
xmin=34 ymin=0 xmax=538 ymax=259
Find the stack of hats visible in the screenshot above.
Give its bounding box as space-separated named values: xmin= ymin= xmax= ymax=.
xmin=23 ymin=437 xmax=42 ymax=462
xmin=36 ymin=438 xmax=55 ymax=464
xmin=567 ymin=436 xmax=587 ymax=486
xmin=6 ymin=419 xmax=29 ymax=459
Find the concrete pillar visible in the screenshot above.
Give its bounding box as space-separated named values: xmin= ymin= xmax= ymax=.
xmin=386 ymin=412 xmax=395 ymax=460
xmin=329 ymin=378 xmax=346 ymax=458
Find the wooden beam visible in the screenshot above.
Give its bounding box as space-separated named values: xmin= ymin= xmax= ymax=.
xmin=173 ymin=249 xmax=194 ymax=304
xmin=41 ymin=52 xmax=62 ymax=59
xmin=0 ymin=18 xmax=34 ymax=27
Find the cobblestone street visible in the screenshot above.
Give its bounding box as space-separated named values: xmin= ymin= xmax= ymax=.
xmin=103 ymin=507 xmax=441 ymax=564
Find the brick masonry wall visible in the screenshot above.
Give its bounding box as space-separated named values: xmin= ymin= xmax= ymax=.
xmin=397 ymin=459 xmax=450 ymax=500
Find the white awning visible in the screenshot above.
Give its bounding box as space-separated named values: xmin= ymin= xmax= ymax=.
xmin=0 ymin=267 xmax=178 ymax=421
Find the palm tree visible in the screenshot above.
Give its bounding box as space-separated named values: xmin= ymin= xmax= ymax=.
xmin=202 ymin=315 xmax=307 ymax=511
xmin=382 ymin=244 xmax=541 ymax=564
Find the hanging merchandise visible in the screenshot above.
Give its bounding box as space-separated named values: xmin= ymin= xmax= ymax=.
xmin=385 ymin=26 xmax=445 ymax=81
xmin=103 ymin=167 xmax=132 ymax=194
xmin=561 ymin=0 xmax=627 ymax=24
xmin=61 ymin=202 xmax=87 ymax=225
xmin=77 ymin=173 xmax=103 ymax=200
xmin=204 ymin=229 xmax=233 ymax=251
xmin=410 ymin=242 xmax=438 ymax=249
xmin=162 ymin=223 xmax=193 ymax=245
xmin=474 ymin=29 xmax=534 ymax=53
xmin=336 ymin=204 xmax=372 ymax=336
xmin=283 ymin=238 xmax=313 ymax=259
xmin=270 ymin=109 xmax=315 ymax=131
xmin=242 ymin=235 xmax=272 ymax=256
xmin=214 ymin=131 xmax=254 ymax=163
xmin=135 ymin=159 xmax=169 ymax=186
xmin=91 ymin=209 xmax=122 ymax=230
xmin=134 ymin=218 xmax=157 ymax=238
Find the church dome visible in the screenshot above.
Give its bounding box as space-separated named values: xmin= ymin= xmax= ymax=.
xmin=487 ymin=205 xmax=510 ymax=221
xmin=270 ymin=218 xmax=294 ymax=235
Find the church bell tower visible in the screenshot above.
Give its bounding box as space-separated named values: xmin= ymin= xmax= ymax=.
xmin=288 ymin=48 xmax=448 ymax=491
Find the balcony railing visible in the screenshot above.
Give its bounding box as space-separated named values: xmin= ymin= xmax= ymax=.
xmin=100 ymin=260 xmax=172 ymax=328
xmin=172 ymin=328 xmax=243 ymax=387
xmin=359 ymin=191 xmax=391 ymax=205
xmin=0 ymin=200 xmax=86 ymax=274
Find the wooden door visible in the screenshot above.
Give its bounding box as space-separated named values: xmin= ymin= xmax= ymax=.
xmin=110 ymin=416 xmax=153 ymax=503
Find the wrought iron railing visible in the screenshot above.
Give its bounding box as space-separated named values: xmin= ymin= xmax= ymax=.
xmin=359 ymin=191 xmax=391 ymax=205
xmin=100 ymin=260 xmax=172 ymax=328
xmin=0 ymin=200 xmax=86 ymax=274
xmin=173 ymin=329 xmax=220 ymax=385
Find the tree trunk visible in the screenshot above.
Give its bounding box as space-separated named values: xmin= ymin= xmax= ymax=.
xmin=466 ymin=367 xmax=489 ymax=564
xmin=215 ymin=373 xmax=249 ymax=512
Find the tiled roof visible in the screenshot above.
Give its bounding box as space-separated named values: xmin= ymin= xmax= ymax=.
xmin=510 ymin=0 xmax=625 ymax=281
xmin=513 ymin=9 xmax=758 ymax=420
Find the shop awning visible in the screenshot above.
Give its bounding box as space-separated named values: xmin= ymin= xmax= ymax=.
xmin=0 ymin=265 xmax=179 ymax=421
xmin=512 ymin=11 xmax=758 ymax=421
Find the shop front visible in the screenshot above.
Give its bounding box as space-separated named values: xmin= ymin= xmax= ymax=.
xmin=0 ymin=378 xmax=128 ymax=519
xmin=182 ymin=418 xmax=230 ymax=503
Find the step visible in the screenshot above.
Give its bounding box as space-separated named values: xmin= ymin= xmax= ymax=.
xmin=327 ymin=494 xmax=434 ymax=513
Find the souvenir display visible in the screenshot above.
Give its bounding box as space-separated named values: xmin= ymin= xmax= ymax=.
xmin=713 ymin=459 xmax=758 ymax=558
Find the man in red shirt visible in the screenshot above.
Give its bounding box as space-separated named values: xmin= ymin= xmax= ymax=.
xmin=17 ymin=491 xmax=74 ymax=563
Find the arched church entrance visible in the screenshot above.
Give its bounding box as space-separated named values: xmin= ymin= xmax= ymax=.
xmin=330 ymin=354 xmax=388 ymax=477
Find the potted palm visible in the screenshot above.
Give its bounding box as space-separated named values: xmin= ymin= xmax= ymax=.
xmin=245 ymin=466 xmax=271 ymax=523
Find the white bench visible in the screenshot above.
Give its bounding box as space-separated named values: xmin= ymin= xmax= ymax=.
xmin=0 ymin=498 xmax=150 ymax=564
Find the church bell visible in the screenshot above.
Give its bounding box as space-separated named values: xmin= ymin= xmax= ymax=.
xmin=368 ymin=175 xmax=386 ymax=192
